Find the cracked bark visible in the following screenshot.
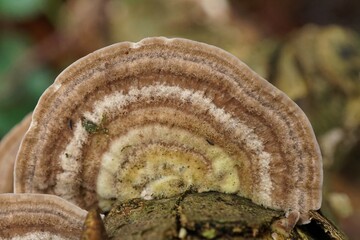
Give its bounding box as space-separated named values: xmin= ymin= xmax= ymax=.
xmin=103 ymin=192 xmax=347 ymax=239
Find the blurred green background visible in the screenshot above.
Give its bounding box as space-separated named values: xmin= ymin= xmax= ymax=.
xmin=1 ymin=0 xmax=360 ymax=137
xmin=1 ymin=0 xmax=360 ymax=139
xmin=1 ymin=0 xmax=360 ymax=238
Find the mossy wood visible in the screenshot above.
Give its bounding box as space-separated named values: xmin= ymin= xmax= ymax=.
xmin=104 ymin=192 xmax=346 ymax=240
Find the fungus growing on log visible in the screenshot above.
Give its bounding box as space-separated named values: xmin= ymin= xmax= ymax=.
xmin=0 ymin=193 xmax=87 ymax=239
xmin=0 ymin=114 xmax=32 ymax=193
xmin=14 ymin=37 xmax=322 ymax=224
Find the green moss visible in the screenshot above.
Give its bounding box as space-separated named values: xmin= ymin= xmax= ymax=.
xmin=82 ymin=119 xmax=99 ymax=134
xmin=82 ymin=117 xmax=108 ymax=134
xmin=201 ymin=228 xmax=217 ymax=239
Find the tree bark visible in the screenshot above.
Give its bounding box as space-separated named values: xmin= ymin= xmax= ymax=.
xmin=104 ymin=192 xmax=347 ymax=239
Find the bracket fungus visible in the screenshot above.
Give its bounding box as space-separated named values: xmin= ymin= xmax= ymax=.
xmin=0 ymin=114 xmax=31 ymax=193
xmin=0 ymin=193 xmax=87 ymax=239
xmin=14 ymin=37 xmax=322 ymax=225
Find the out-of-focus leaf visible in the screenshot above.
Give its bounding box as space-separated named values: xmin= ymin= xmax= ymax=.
xmin=0 ymin=0 xmax=46 ymax=20
xmin=0 ymin=33 xmax=29 ymax=75
xmin=23 ymin=67 xmax=54 ymax=99
xmin=0 ymin=33 xmax=30 ymax=102
xmin=0 ymin=67 xmax=53 ymax=138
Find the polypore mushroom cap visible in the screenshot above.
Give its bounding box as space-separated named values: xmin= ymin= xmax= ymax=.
xmin=0 ymin=193 xmax=87 ymax=239
xmin=14 ymin=37 xmax=322 ymax=223
xmin=0 ymin=113 xmax=32 ymax=193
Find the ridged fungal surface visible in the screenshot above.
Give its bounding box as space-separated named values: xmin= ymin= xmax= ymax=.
xmin=14 ymin=37 xmax=322 ymax=223
xmin=0 ymin=194 xmax=87 ymax=239
xmin=0 ymin=114 xmax=31 ymax=193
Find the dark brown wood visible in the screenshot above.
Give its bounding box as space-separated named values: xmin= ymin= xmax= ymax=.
xmin=104 ymin=192 xmax=346 ymax=239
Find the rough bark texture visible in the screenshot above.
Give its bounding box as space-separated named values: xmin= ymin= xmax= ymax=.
xmin=104 ymin=192 xmax=347 ymax=239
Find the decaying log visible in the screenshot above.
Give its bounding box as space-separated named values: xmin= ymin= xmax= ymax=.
xmin=104 ymin=192 xmax=347 ymax=239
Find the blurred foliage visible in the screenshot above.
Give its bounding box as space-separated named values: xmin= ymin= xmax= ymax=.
xmin=0 ymin=32 xmax=54 ymax=137
xmin=0 ymin=0 xmax=46 ymax=20
xmin=2 ymin=0 xmax=360 ymax=139
xmin=0 ymin=0 xmax=360 ymax=238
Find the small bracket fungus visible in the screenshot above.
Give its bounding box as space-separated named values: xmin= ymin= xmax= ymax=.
xmin=0 ymin=114 xmax=31 ymax=193
xmin=14 ymin=37 xmax=322 ymax=224
xmin=0 ymin=193 xmax=87 ymax=239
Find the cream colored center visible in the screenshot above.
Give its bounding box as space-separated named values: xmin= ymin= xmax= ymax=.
xmin=97 ymin=125 xmax=243 ymax=210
